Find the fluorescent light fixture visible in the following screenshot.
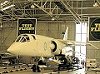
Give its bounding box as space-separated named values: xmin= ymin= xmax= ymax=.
xmin=31 ymin=5 xmax=35 ymax=8
xmin=1 ymin=4 xmax=15 ymax=11
xmin=93 ymin=0 xmax=100 ymax=7
xmin=1 ymin=1 xmax=9 ymax=6
xmin=51 ymin=17 xmax=55 ymax=21
xmin=93 ymin=2 xmax=99 ymax=7
xmin=0 ymin=24 xmax=3 ymax=28
xmin=28 ymin=0 xmax=33 ymax=2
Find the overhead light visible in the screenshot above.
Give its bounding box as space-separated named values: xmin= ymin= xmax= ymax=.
xmin=0 ymin=24 xmax=3 ymax=28
xmin=31 ymin=5 xmax=35 ymax=9
xmin=51 ymin=17 xmax=55 ymax=21
xmin=93 ymin=2 xmax=99 ymax=7
xmin=93 ymin=0 xmax=99 ymax=7
xmin=1 ymin=1 xmax=9 ymax=6
xmin=28 ymin=0 xmax=33 ymax=2
xmin=1 ymin=4 xmax=15 ymax=11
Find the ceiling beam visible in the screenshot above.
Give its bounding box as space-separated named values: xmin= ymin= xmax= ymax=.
xmin=60 ymin=1 xmax=82 ymax=23
xmin=34 ymin=3 xmax=53 ymax=17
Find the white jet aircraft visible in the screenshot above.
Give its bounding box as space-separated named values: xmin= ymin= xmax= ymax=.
xmin=7 ymin=27 xmax=99 ymax=57
xmin=7 ymin=27 xmax=70 ymax=57
xmin=7 ymin=27 xmax=99 ymax=72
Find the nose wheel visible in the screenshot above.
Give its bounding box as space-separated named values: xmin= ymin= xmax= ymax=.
xmin=31 ymin=58 xmax=41 ymax=72
xmin=31 ymin=64 xmax=40 ymax=72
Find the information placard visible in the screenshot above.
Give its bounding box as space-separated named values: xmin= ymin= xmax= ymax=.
xmin=17 ymin=18 xmax=37 ymax=35
xmin=89 ymin=17 xmax=100 ymax=41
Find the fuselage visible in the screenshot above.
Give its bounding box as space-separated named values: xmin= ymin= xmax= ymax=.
xmin=7 ymin=34 xmax=66 ymax=57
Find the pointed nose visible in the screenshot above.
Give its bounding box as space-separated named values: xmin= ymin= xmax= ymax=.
xmin=7 ymin=42 xmax=20 ymax=55
xmin=7 ymin=47 xmax=12 ymax=53
xmin=7 ymin=45 xmax=15 ymax=54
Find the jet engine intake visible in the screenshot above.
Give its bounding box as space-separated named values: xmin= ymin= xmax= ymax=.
xmin=50 ymin=41 xmax=57 ymax=52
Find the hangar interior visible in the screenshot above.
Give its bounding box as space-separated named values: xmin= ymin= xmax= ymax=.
xmin=0 ymin=0 xmax=100 ymax=72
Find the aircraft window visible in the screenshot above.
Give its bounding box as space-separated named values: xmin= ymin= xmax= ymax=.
xmin=16 ymin=36 xmax=21 ymax=42
xmin=26 ymin=36 xmax=30 ymax=41
xmin=31 ymin=35 xmax=36 ymax=40
xmin=20 ymin=37 xmax=26 ymax=42
xmin=16 ymin=35 xmax=30 ymax=42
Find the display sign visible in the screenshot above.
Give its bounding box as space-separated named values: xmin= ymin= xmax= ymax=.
xmin=89 ymin=17 xmax=100 ymax=41
xmin=17 ymin=18 xmax=37 ymax=35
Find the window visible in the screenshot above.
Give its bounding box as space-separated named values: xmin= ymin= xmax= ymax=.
xmin=75 ymin=22 xmax=87 ymax=61
xmin=20 ymin=37 xmax=27 ymax=42
xmin=16 ymin=35 xmax=30 ymax=42
xmin=76 ymin=23 xmax=82 ymax=33
xmin=16 ymin=36 xmax=21 ymax=42
xmin=31 ymin=35 xmax=36 ymax=40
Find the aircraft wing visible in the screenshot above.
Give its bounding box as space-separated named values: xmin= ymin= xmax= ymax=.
xmin=57 ymin=39 xmax=85 ymax=45
xmin=57 ymin=39 xmax=99 ymax=49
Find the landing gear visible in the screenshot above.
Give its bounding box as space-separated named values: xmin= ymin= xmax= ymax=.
xmin=31 ymin=65 xmax=36 ymax=72
xmin=31 ymin=64 xmax=40 ymax=72
xmin=31 ymin=58 xmax=46 ymax=72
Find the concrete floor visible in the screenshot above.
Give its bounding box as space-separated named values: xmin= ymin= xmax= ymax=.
xmin=0 ymin=67 xmax=100 ymax=74
xmin=5 ymin=69 xmax=100 ymax=74
xmin=0 ymin=64 xmax=99 ymax=74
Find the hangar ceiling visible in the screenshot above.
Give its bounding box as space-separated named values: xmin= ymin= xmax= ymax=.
xmin=0 ymin=0 xmax=100 ymax=22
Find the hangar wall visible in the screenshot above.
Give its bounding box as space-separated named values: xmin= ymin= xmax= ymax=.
xmin=0 ymin=21 xmax=17 ymax=52
xmin=37 ymin=21 xmax=75 ymax=40
xmin=87 ymin=42 xmax=100 ymax=66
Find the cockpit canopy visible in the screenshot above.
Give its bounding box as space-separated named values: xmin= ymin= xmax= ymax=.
xmin=15 ymin=34 xmax=36 ymax=42
xmin=16 ymin=35 xmax=30 ymax=42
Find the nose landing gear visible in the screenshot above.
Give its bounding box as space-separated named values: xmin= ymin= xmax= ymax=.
xmin=31 ymin=64 xmax=40 ymax=72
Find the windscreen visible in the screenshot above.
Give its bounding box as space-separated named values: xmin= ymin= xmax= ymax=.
xmin=16 ymin=35 xmax=30 ymax=42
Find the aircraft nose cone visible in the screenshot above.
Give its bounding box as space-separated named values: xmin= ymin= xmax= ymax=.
xmin=7 ymin=43 xmax=19 ymax=54
xmin=7 ymin=46 xmax=14 ymax=54
xmin=7 ymin=48 xmax=10 ymax=52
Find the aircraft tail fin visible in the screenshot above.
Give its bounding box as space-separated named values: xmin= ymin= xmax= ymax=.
xmin=63 ymin=27 xmax=68 ymax=40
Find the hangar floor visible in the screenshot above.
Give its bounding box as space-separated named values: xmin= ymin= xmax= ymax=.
xmin=0 ymin=66 xmax=99 ymax=74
